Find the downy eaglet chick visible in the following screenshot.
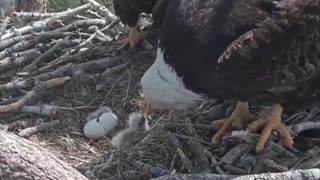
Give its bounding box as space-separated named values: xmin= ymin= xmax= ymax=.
xmin=111 ymin=112 xmax=149 ymax=148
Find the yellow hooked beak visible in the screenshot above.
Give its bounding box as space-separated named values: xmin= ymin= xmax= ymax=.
xmin=143 ymin=98 xmax=154 ymax=119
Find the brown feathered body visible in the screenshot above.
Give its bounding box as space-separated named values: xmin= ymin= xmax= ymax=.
xmin=113 ymin=0 xmax=169 ymax=28
xmin=141 ymin=0 xmax=320 ymax=111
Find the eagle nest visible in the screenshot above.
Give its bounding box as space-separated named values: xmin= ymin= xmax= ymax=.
xmin=0 ymin=1 xmax=320 ymax=180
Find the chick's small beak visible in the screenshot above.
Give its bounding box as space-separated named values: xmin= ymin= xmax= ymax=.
xmin=143 ymin=98 xmax=154 ymax=119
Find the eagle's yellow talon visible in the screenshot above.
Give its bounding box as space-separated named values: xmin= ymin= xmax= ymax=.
xmin=118 ymin=26 xmax=144 ymax=49
xmin=211 ymin=101 xmax=256 ymax=143
xmin=247 ymin=104 xmax=293 ymax=153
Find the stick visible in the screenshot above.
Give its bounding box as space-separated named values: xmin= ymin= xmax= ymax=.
xmin=83 ymin=0 xmax=118 ymax=22
xmin=23 ymin=39 xmax=81 ymax=71
xmin=0 ymin=48 xmax=41 ymax=73
xmin=151 ymin=169 xmax=320 ymax=180
xmin=0 ymin=34 xmax=34 ymax=51
xmin=0 ymin=79 xmax=36 ymax=91
xmin=151 ymin=173 xmax=235 ymax=180
xmin=167 ymin=133 xmax=194 ymax=173
xmin=35 ymin=57 xmax=125 ymax=81
xmin=0 ymin=77 xmax=70 ymax=113
xmin=13 ymin=12 xmax=62 ymax=19
xmin=54 ymin=19 xmax=106 ymax=32
xmin=18 ymin=119 xmax=61 ymax=137
xmin=174 ymin=133 xmax=211 ymax=145
xmin=134 ymin=161 xmax=170 ymax=177
xmin=187 ymin=138 xmax=211 ymax=172
xmin=18 ymin=105 xmax=61 ymax=116
xmin=164 ymin=123 xmax=219 ymax=132
xmin=0 ymin=40 xmax=37 ymax=60
xmin=37 ymin=4 xmax=92 ymax=26
xmin=290 ymin=122 xmax=320 ymax=136
xmin=96 ymin=61 xmax=131 ymax=91
xmin=219 ymin=144 xmax=254 ymax=165
xmin=0 ymin=17 xmax=11 ymax=38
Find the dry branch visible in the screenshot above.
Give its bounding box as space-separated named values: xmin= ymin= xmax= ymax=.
xmin=19 ymin=105 xmax=61 ymax=116
xmin=0 ymin=48 xmax=41 ymax=73
xmin=219 ymin=144 xmax=254 ymax=165
xmin=83 ymin=0 xmax=118 ymax=22
xmin=164 ymin=123 xmax=219 ymax=132
xmin=13 ymin=11 xmax=62 ymax=19
xmin=134 ymin=161 xmax=170 ymax=177
xmin=0 ymin=79 xmax=36 ymax=91
xmin=55 ymin=19 xmax=106 ymax=32
xmin=0 ymin=129 xmax=88 ymax=179
xmin=167 ymin=133 xmax=194 ymax=173
xmin=290 ymin=122 xmax=320 ymax=136
xmin=0 ymin=76 xmax=70 ymax=113
xmin=151 ymin=169 xmax=320 ymax=180
xmin=18 ymin=119 xmax=60 ymax=137
xmin=35 ymin=56 xmax=125 ymax=81
xmin=187 ymin=138 xmax=211 ymax=172
xmin=0 ymin=34 xmax=34 ymax=51
xmin=0 ymin=17 xmax=11 ymax=38
xmin=23 ymin=39 xmax=81 ymax=71
xmin=35 ymin=3 xmax=92 ymax=27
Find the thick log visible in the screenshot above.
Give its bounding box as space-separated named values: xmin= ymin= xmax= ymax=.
xmin=0 ymin=129 xmax=88 ymax=180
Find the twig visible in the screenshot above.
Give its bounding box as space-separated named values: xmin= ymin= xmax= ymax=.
xmin=219 ymin=144 xmax=254 ymax=165
xmin=18 ymin=119 xmax=61 ymax=137
xmin=134 ymin=161 xmax=170 ymax=177
xmin=0 ymin=76 xmax=70 ymax=113
xmin=0 ymin=48 xmax=41 ymax=73
xmin=0 ymin=40 xmax=37 ymax=60
xmin=13 ymin=12 xmax=61 ymax=19
xmin=151 ymin=169 xmax=320 ymax=180
xmin=167 ymin=133 xmax=194 ymax=173
xmin=18 ymin=105 xmax=61 ymax=116
xmin=164 ymin=123 xmax=219 ymax=132
xmin=223 ymin=165 xmax=247 ymax=175
xmin=203 ymin=149 xmax=225 ymax=174
xmin=151 ymin=173 xmax=234 ymax=180
xmin=0 ymin=34 xmax=34 ymax=51
xmin=290 ymin=122 xmax=320 ymax=136
xmin=35 ymin=56 xmax=124 ymax=81
xmin=37 ymin=4 xmax=92 ymax=26
xmin=23 ymin=39 xmax=81 ymax=71
xmin=0 ymin=79 xmax=36 ymax=91
xmin=55 ymin=19 xmax=106 ymax=32
xmin=83 ymin=0 xmax=118 ymax=22
xmin=174 ymin=133 xmax=211 ymax=145
xmin=96 ymin=61 xmax=131 ymax=91
xmin=261 ymin=158 xmax=289 ymax=172
xmin=0 ymin=17 xmax=11 ymax=38
xmin=187 ymin=138 xmax=211 ymax=172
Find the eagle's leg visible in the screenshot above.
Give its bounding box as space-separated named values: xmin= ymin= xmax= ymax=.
xmin=247 ymin=104 xmax=293 ymax=153
xmin=211 ymin=101 xmax=256 ymax=143
xmin=119 ymin=26 xmax=144 ymax=49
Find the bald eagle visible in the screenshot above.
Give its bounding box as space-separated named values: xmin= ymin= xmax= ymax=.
xmin=113 ymin=0 xmax=169 ymax=49
xmin=141 ymin=0 xmax=320 ymax=152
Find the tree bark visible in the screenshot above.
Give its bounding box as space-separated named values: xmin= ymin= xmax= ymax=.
xmin=15 ymin=0 xmax=48 ymax=13
xmin=0 ymin=128 xmax=89 ymax=180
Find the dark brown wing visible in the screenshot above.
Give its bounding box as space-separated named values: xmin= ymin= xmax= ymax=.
xmin=113 ymin=0 xmax=158 ymax=27
xmin=158 ymin=0 xmax=275 ymax=98
xmin=217 ymin=0 xmax=320 ymax=103
xmin=158 ymin=0 xmax=320 ymax=105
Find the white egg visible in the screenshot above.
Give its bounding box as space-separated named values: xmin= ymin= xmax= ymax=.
xmin=83 ymin=112 xmax=118 ymax=139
